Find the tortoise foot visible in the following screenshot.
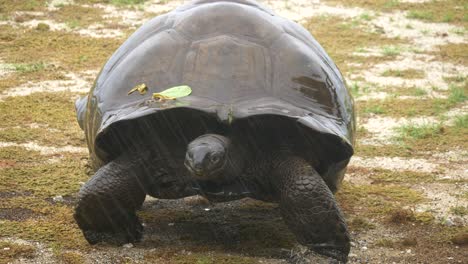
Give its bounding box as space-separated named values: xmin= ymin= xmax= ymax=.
xmin=82 ymin=220 xmax=143 ymax=245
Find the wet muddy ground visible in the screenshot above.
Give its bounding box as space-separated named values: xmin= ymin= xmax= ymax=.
xmin=0 ymin=0 xmax=466 ymax=263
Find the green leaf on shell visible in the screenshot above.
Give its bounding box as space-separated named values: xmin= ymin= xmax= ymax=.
xmin=152 ymin=85 xmax=192 ymax=101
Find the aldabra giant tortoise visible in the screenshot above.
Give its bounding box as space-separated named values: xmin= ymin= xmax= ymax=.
xmin=74 ymin=0 xmax=355 ymax=262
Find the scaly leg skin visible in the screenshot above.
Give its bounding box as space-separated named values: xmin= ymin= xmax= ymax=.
xmin=74 ymin=152 xmax=153 ymax=245
xmin=275 ymin=157 xmax=350 ymax=263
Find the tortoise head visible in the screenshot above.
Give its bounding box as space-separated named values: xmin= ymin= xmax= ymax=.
xmin=184 ymin=134 xmax=230 ymax=181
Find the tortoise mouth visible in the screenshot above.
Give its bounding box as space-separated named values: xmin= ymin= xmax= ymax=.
xmin=184 ymin=156 xmax=227 ymax=181
xmin=192 ymin=179 xmax=250 ymax=198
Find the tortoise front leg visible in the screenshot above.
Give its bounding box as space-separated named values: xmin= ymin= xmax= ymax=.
xmin=274 ymin=157 xmax=350 ymax=263
xmin=74 ymin=152 xmax=152 ymax=245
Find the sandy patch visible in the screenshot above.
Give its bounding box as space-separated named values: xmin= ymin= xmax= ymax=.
xmin=359 ymin=116 xmax=438 ymax=145
xmin=349 ymin=53 xmax=467 ymax=91
xmin=262 ymin=0 xmax=362 ymax=22
xmin=0 ymin=142 xmax=87 ymax=155
xmin=350 ymin=156 xmax=438 ymax=173
xmin=0 ymin=238 xmax=57 ymax=264
xmin=400 ymin=0 xmax=431 ymax=3
xmin=444 ymin=104 xmax=468 ymax=118
xmin=372 ymin=11 xmax=466 ymax=51
xmin=415 ymin=183 xmax=468 ymax=226
xmin=0 ymin=62 xmax=16 ymax=79
xmin=0 ymin=70 xmax=96 ymax=101
xmin=47 ymin=0 xmax=75 ymax=11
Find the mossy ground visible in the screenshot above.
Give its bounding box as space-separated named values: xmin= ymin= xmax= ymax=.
xmin=324 ymin=0 xmax=468 ymax=26
xmin=0 ymin=0 xmax=467 ymax=263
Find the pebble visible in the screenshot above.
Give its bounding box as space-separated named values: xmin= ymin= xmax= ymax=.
xmin=3 ymin=247 xmax=10 ymax=251
xmin=52 ymin=195 xmax=64 ymax=203
xmin=122 ymin=243 xmax=133 ymax=248
xmin=406 ymin=249 xmax=411 ymax=254
xmin=168 ymin=223 xmax=175 ymax=226
xmin=361 ymin=246 xmax=368 ymax=250
xmin=444 ymin=218 xmax=455 ymax=226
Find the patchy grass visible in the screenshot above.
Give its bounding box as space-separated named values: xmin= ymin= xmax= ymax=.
xmin=394 ymin=124 xmax=467 ymax=154
xmin=50 ymin=5 xmax=106 ymax=29
xmin=450 ymin=206 xmax=468 ymax=216
xmin=304 ymin=16 xmax=405 ymax=74
xmin=0 ymin=92 xmax=82 ymax=131
xmin=357 ymin=94 xmax=464 ymax=118
xmin=454 ymin=114 xmax=468 ymax=128
xmin=0 ymin=155 xmax=87 ymax=196
xmin=447 ymin=84 xmax=467 ymax=104
xmin=374 ymin=238 xmax=395 ymax=248
xmin=406 ymin=10 xmax=433 ymax=21
xmin=0 ymin=126 xmax=84 ymax=147
xmin=337 ymin=182 xmax=425 ymax=217
xmin=434 ymin=43 xmax=468 ymax=65
xmin=381 ymin=45 xmax=401 ymax=57
xmin=325 ymin=0 xmax=468 ymax=25
xmin=409 ymin=87 xmax=428 ymax=96
xmin=396 ymin=122 xmax=444 ymax=140
xmin=57 ymin=251 xmax=86 ymax=264
xmin=355 ymin=143 xmax=415 ymax=158
xmin=349 ymin=82 xmax=371 ymax=98
xmin=144 ymin=247 xmax=261 ymax=264
xmin=363 ymin=105 xmax=385 ymax=115
xmin=0 ymin=241 xmax=35 ymax=263
xmin=349 ymin=217 xmax=375 ymax=231
xmin=381 ymin=69 xmax=425 ymax=79
xmin=0 ymin=209 xmax=89 ymax=250
xmin=387 ymin=209 xmax=434 ymax=225
xmin=8 ymin=62 xmax=47 ymax=73
xmin=74 ymin=0 xmax=149 ymax=6
xmin=0 ymin=0 xmax=47 ymax=14
xmin=0 ymin=25 xmax=122 ymax=91
xmin=368 ymin=169 xmax=436 ymax=184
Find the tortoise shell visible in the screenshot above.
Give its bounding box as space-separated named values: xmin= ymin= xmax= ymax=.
xmin=76 ymin=0 xmax=355 ymax=191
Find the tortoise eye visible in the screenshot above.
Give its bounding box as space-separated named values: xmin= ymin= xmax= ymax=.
xmin=210 ymin=154 xmax=220 ymax=164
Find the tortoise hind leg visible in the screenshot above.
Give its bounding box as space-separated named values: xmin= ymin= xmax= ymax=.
xmin=274 ymin=157 xmax=350 ymax=263
xmin=74 ymin=152 xmax=152 ymax=245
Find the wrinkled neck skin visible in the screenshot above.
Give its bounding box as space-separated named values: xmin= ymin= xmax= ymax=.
xmin=223 ymin=137 xmax=249 ymax=183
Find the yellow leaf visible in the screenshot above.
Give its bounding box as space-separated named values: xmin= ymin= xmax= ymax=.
xmin=128 ymin=83 xmax=148 ymax=95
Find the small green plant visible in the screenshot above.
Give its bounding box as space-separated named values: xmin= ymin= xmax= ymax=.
xmin=383 ymin=0 xmax=400 ymax=9
xmin=454 ymin=114 xmax=468 ymax=128
xmin=448 ymin=85 xmax=466 ymax=104
xmin=411 ymin=87 xmax=427 ymax=96
xmin=66 ymin=19 xmax=80 ymax=29
xmin=375 ymin=238 xmax=395 ymax=247
xmin=360 ymin=12 xmax=372 ymax=21
xmin=364 ymin=105 xmax=385 ymax=114
xmin=381 ymin=45 xmax=401 ymax=56
xmin=110 ymin=0 xmax=148 ymax=5
xmin=382 ymin=69 xmax=402 ymax=77
xmin=396 ymin=122 xmax=444 ymax=140
xmin=450 ymin=206 xmax=468 ymax=216
xmin=381 ymin=69 xmax=425 ymax=79
xmin=442 ymin=13 xmax=454 ymax=23
xmin=407 ymin=10 xmax=434 ymax=21
xmin=350 ymin=82 xmax=360 ymax=97
xmin=11 ymin=62 xmax=46 ymax=73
